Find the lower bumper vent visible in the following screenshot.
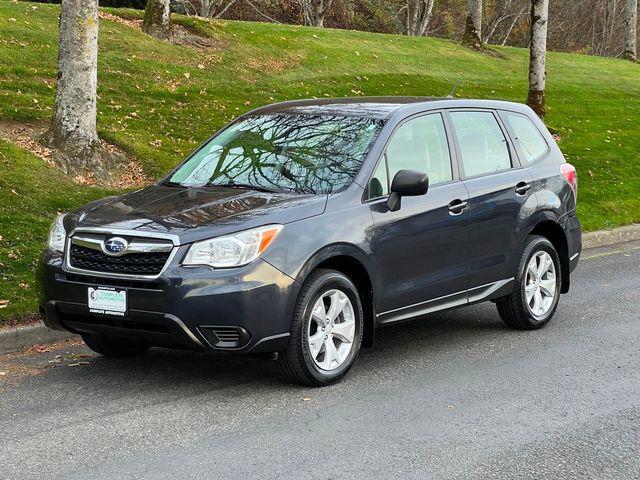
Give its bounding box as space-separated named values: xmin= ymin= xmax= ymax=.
xmin=198 ymin=326 xmax=251 ymax=349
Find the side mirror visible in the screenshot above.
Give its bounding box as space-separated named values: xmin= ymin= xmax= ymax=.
xmin=387 ymin=170 xmax=429 ymax=212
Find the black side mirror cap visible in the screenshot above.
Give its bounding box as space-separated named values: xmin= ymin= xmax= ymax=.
xmin=387 ymin=170 xmax=429 ymax=212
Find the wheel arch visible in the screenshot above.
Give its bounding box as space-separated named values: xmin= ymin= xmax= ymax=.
xmin=528 ymin=218 xmax=570 ymax=294
xmin=296 ymin=244 xmax=377 ymax=348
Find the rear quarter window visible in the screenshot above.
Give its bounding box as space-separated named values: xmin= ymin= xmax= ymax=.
xmin=503 ymin=112 xmax=549 ymax=163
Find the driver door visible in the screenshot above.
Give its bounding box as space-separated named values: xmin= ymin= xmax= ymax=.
xmin=368 ymin=112 xmax=470 ymax=324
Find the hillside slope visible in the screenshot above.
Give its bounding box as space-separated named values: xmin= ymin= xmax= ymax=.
xmin=0 ymin=1 xmax=639 ymax=323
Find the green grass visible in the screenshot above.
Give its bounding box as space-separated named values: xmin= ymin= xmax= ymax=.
xmin=1 ymin=1 xmax=639 ymax=324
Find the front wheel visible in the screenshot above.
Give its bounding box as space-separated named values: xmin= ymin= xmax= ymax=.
xmin=278 ymin=269 xmax=363 ymax=387
xmin=497 ymin=235 xmax=561 ymax=330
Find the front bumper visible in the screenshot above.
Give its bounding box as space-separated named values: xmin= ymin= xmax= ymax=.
xmin=37 ymin=249 xmax=300 ymax=354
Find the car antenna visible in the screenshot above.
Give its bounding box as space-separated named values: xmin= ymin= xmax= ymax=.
xmin=447 ymin=80 xmax=460 ymax=98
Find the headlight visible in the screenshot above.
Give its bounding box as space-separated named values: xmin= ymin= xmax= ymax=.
xmin=47 ymin=214 xmax=67 ymax=253
xmin=183 ymin=225 xmax=283 ymax=268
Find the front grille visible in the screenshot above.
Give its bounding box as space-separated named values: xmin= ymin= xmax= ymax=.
xmin=69 ymin=244 xmax=171 ymax=276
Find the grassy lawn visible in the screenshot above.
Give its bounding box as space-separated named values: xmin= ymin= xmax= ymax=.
xmin=0 ymin=1 xmax=639 ymax=324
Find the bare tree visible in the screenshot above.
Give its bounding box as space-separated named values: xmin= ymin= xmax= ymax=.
xmin=483 ymin=0 xmax=526 ymax=44
xmin=463 ymin=0 xmax=483 ymax=48
xmin=43 ymin=0 xmax=101 ymax=175
xmin=623 ymin=0 xmax=638 ymax=60
xmin=181 ymin=0 xmax=239 ymax=18
xmin=527 ymin=0 xmax=549 ymax=119
xmin=301 ymin=0 xmax=333 ymax=27
xmin=405 ymin=0 xmax=436 ymax=36
xmin=143 ymin=0 xmax=172 ymax=39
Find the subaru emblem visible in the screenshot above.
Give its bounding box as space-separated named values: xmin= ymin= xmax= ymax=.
xmin=103 ymin=237 xmax=128 ymax=256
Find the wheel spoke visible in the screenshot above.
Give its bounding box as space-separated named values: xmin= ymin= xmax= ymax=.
xmin=332 ymin=320 xmax=355 ymax=344
xmin=322 ymin=338 xmax=339 ymax=369
xmin=532 ymin=289 xmax=543 ymax=315
xmin=311 ymin=298 xmax=327 ymax=326
xmin=527 ymin=261 xmax=537 ymax=280
xmin=326 ymin=291 xmax=348 ymax=323
xmin=308 ymin=331 xmax=324 ymax=359
xmin=537 ymin=253 xmax=551 ymax=277
xmin=539 ymin=278 xmax=555 ymax=297
xmin=525 ymin=282 xmax=537 ymax=303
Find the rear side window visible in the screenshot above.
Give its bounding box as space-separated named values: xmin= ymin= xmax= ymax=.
xmin=449 ymin=111 xmax=511 ymax=177
xmin=503 ymin=112 xmax=549 ymax=163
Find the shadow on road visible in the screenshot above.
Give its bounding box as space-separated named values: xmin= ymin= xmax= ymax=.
xmin=7 ymin=302 xmax=514 ymax=394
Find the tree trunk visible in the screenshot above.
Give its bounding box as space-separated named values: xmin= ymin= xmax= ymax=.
xmin=143 ymin=0 xmax=171 ymax=39
xmin=623 ymin=0 xmax=638 ymax=61
xmin=463 ymin=0 xmax=483 ymax=49
xmin=527 ymin=0 xmax=549 ymax=119
xmin=42 ymin=0 xmax=100 ymax=175
xmin=405 ymin=0 xmax=435 ymax=36
xmin=302 ymin=0 xmax=333 ymax=27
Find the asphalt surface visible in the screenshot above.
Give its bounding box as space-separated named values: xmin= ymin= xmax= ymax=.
xmin=1 ymin=240 xmax=639 ymax=480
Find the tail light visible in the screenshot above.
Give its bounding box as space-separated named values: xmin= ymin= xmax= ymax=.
xmin=561 ymin=163 xmax=578 ymax=199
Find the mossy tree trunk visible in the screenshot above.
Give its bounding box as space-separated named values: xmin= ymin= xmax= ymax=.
xmin=143 ymin=0 xmax=171 ymax=40
xmin=462 ymin=0 xmax=483 ymax=49
xmin=526 ymin=0 xmax=549 ymax=120
xmin=623 ymin=0 xmax=638 ymax=62
xmin=42 ymin=0 xmax=101 ymax=175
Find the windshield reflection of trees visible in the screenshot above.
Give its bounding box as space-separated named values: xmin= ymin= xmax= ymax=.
xmin=190 ymin=114 xmax=383 ymax=194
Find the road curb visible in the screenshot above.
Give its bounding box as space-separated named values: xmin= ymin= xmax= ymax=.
xmin=582 ymin=223 xmax=640 ymax=250
xmin=0 ymin=324 xmax=76 ymax=355
xmin=1 ymin=223 xmax=638 ymax=355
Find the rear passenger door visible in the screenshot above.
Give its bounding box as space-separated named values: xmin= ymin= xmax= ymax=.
xmin=447 ymin=109 xmax=536 ymax=298
xmin=368 ymin=112 xmax=470 ymax=323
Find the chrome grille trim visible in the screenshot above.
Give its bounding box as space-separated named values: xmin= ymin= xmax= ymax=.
xmin=64 ymin=228 xmax=180 ymax=280
xmin=71 ymin=234 xmax=173 ymax=255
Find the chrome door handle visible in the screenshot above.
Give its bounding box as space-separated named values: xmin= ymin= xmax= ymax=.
xmin=448 ymin=199 xmax=468 ymax=216
xmin=515 ymin=182 xmax=532 ymax=196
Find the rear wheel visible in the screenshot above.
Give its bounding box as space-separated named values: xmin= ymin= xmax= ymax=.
xmin=497 ymin=235 xmax=561 ymax=330
xmin=81 ymin=334 xmax=150 ymax=357
xmin=278 ymin=269 xmax=363 ymax=387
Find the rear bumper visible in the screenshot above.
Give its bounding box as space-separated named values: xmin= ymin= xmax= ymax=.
xmin=567 ymin=212 xmax=582 ymax=273
xmin=38 ymin=251 xmax=300 ymax=354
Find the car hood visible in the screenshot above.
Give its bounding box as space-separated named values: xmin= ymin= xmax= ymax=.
xmin=68 ymin=185 xmax=327 ymax=244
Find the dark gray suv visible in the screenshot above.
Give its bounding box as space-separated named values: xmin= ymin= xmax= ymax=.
xmin=38 ymin=97 xmax=581 ymax=386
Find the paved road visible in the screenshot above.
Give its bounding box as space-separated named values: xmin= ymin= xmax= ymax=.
xmin=1 ymin=240 xmax=639 ymax=480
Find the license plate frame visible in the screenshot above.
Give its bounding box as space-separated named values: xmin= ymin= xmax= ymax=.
xmin=88 ymin=287 xmax=127 ymax=316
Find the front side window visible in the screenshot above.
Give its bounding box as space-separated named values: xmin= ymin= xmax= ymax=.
xmin=449 ymin=111 xmax=511 ymax=177
xmin=369 ymin=114 xmax=452 ymax=198
xmin=166 ymin=114 xmax=384 ymax=194
xmin=503 ymin=112 xmax=548 ymax=163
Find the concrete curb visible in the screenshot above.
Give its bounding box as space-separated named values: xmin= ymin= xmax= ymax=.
xmin=0 ymin=324 xmax=76 ymax=355
xmin=582 ymin=223 xmax=640 ymax=249
xmin=1 ymin=223 xmax=638 ymax=355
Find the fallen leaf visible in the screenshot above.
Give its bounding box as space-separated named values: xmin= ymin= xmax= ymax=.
xmin=183 ymin=72 xmax=191 ymax=79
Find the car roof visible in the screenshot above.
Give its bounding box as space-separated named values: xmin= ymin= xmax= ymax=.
xmin=244 ymin=97 xmax=533 ymax=120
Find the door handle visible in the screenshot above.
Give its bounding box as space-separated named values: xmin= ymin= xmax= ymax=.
xmin=515 ymin=182 xmax=532 ymax=196
xmin=448 ymin=199 xmax=468 ymax=215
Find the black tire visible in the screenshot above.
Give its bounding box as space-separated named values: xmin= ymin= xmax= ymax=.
xmin=497 ymin=235 xmax=562 ymax=330
xmin=278 ymin=269 xmax=364 ymax=387
xmin=81 ymin=334 xmax=150 ymax=357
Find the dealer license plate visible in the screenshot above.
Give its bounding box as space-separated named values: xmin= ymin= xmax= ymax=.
xmin=88 ymin=287 xmax=127 ymax=316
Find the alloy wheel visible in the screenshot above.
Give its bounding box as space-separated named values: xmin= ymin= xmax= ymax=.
xmin=524 ymin=251 xmax=557 ymax=317
xmin=306 ymin=289 xmax=356 ymax=371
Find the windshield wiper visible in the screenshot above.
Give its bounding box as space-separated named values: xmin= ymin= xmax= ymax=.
xmin=211 ymin=183 xmax=282 ymax=194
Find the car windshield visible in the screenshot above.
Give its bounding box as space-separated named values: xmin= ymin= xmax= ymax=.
xmin=165 ymin=113 xmax=385 ymax=194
